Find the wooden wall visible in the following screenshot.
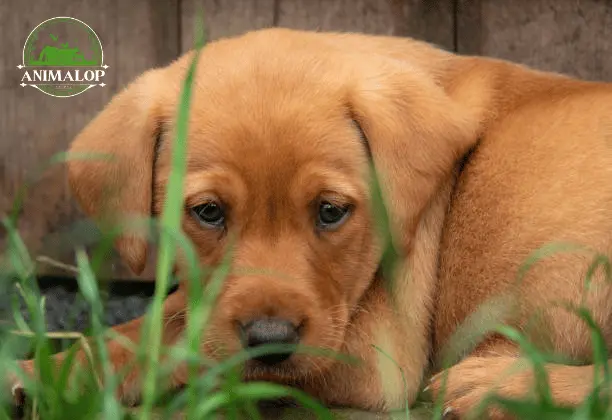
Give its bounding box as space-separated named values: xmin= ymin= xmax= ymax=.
xmin=1 ymin=0 xmax=611 ymax=282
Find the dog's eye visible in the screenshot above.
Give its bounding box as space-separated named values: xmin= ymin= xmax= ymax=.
xmin=317 ymin=201 xmax=350 ymax=230
xmin=191 ymin=201 xmax=225 ymax=228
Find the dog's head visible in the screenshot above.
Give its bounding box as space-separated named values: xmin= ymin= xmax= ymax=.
xmin=67 ymin=29 xmax=478 ymax=380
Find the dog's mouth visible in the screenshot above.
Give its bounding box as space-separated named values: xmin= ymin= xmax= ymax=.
xmin=240 ymin=344 xmax=338 ymax=382
xmin=241 ymin=357 xmax=303 ymax=382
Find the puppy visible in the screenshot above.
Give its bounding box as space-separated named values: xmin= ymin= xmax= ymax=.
xmin=8 ymin=28 xmax=612 ymax=418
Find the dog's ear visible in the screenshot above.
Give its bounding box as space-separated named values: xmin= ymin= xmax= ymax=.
xmin=67 ymin=69 xmax=168 ymax=274
xmin=349 ymin=63 xmax=481 ymax=254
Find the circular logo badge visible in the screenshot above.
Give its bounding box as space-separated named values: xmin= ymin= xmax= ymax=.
xmin=20 ymin=17 xmax=108 ymax=98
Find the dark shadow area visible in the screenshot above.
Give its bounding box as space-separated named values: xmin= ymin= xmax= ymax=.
xmin=0 ymin=276 xmax=177 ymax=334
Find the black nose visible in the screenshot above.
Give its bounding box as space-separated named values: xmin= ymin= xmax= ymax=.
xmin=240 ymin=318 xmax=300 ymax=365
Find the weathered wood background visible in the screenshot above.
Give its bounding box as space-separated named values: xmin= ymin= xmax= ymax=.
xmin=1 ymin=0 xmax=611 ymax=282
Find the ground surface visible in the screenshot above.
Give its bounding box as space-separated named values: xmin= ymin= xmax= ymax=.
xmin=0 ymin=277 xmax=152 ymax=333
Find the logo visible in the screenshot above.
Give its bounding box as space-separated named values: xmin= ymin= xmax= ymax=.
xmin=18 ymin=17 xmax=108 ymax=98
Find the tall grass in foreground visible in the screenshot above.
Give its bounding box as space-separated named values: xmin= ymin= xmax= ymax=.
xmin=3 ymin=13 xmax=612 ymax=420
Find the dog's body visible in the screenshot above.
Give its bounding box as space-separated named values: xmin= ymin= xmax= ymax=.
xmin=9 ymin=28 xmax=612 ymax=418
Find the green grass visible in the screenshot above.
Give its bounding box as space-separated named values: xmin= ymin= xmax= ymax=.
xmin=3 ymin=11 xmax=612 ymax=420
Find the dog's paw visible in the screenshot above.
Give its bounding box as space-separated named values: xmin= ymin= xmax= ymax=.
xmin=426 ymin=356 xmax=530 ymax=420
xmin=3 ymin=361 xmax=34 ymax=408
xmin=9 ymin=376 xmax=25 ymax=407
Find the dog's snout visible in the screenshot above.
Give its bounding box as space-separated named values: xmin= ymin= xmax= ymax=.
xmin=240 ymin=318 xmax=300 ymax=365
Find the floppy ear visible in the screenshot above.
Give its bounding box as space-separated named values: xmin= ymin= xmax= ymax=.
xmin=349 ymin=63 xmax=481 ymax=254
xmin=67 ymin=69 xmax=168 ymax=274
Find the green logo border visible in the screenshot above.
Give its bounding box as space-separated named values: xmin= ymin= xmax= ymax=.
xmin=20 ymin=16 xmax=107 ymax=98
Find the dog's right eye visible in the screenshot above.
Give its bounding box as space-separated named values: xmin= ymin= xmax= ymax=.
xmin=317 ymin=201 xmax=351 ymax=230
xmin=191 ymin=201 xmax=226 ymax=228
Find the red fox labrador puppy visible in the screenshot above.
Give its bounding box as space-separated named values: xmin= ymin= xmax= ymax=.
xmin=8 ymin=28 xmax=612 ymax=418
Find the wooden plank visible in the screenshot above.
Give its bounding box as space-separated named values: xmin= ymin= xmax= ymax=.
xmin=116 ymin=1 xmax=179 ymax=88
xmin=456 ymin=0 xmax=612 ymax=81
xmin=0 ymin=1 xmax=180 ymax=282
xmin=180 ymin=0 xmax=454 ymax=51
xmin=180 ymin=0 xmax=276 ymax=52
xmin=276 ymin=0 xmax=455 ymax=50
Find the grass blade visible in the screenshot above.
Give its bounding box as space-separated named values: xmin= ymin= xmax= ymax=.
xmin=138 ymin=12 xmax=206 ymax=420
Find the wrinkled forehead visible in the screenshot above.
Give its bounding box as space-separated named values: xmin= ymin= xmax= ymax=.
xmin=151 ymin=41 xmax=375 ymax=202
xmin=156 ymin=69 xmax=370 ymax=186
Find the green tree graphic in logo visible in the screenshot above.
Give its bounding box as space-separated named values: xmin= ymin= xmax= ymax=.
xmin=31 ymin=33 xmax=97 ymax=66
xmin=19 ymin=17 xmax=108 ymax=98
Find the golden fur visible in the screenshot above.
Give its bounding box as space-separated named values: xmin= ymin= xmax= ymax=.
xmin=8 ymin=28 xmax=612 ymax=418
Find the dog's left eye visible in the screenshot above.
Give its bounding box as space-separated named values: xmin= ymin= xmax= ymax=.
xmin=191 ymin=201 xmax=226 ymax=228
xmin=317 ymin=201 xmax=350 ymax=230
